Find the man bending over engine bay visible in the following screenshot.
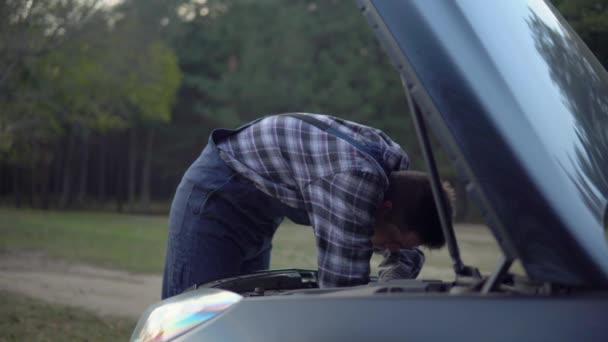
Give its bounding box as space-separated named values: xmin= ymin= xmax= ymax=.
xmin=162 ymin=113 xmax=452 ymax=299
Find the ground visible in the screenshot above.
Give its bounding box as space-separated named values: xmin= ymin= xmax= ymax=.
xmin=1 ymin=289 xmax=134 ymax=342
xmin=0 ymin=208 xmax=505 ymax=340
xmin=0 ymin=250 xmax=161 ymax=319
xmin=0 ymin=225 xmax=501 ymax=319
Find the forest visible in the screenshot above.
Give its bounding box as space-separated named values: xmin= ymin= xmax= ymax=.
xmin=1 ymin=0 xmax=606 ymax=220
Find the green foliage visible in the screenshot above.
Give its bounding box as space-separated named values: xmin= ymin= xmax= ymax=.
xmin=126 ymin=42 xmax=182 ymax=124
xmin=552 ymin=0 xmax=608 ymax=67
xmin=174 ymin=0 xmax=414 ymax=149
xmin=0 ymin=0 xmax=182 ymax=212
xmin=2 ymin=0 xmax=607 ymax=214
xmin=0 ymin=0 xmax=101 ymax=156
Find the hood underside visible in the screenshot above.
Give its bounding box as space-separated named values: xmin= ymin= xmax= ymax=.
xmin=359 ymin=0 xmax=608 ymax=287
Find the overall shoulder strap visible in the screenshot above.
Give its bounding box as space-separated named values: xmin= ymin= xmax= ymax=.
xmin=283 ymin=113 xmax=331 ymax=131
xmin=282 ymin=113 xmax=390 ymax=178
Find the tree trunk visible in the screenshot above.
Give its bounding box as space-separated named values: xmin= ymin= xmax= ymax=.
xmin=116 ymin=131 xmax=127 ymax=213
xmin=52 ymin=146 xmax=64 ymax=208
xmin=29 ymin=149 xmax=37 ymax=208
xmin=140 ymin=127 xmax=155 ymax=208
xmin=77 ymin=131 xmax=90 ymax=205
xmin=116 ymin=134 xmax=125 ymax=213
xmin=127 ymin=128 xmax=137 ymax=210
xmin=98 ymin=134 xmax=107 ymax=203
xmin=40 ymin=158 xmax=52 ymax=210
xmin=59 ymin=133 xmax=76 ymax=209
xmin=12 ymin=166 xmax=21 ymax=208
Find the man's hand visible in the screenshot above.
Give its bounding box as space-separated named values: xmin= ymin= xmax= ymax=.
xmin=377 ymin=248 xmax=425 ymax=282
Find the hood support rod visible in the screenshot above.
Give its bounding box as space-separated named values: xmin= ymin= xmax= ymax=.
xmin=402 ymin=78 xmax=480 ymax=279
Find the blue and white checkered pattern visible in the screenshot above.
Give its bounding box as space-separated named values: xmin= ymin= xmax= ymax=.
xmin=217 ymin=114 xmax=412 ymax=287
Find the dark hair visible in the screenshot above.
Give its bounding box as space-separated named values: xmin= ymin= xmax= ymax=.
xmin=385 ymin=171 xmax=454 ymax=249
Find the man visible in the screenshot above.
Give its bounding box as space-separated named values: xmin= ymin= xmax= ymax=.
xmin=162 ymin=113 xmax=449 ymax=299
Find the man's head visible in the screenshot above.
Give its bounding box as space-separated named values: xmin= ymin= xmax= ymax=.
xmin=372 ymin=170 xmax=453 ymax=252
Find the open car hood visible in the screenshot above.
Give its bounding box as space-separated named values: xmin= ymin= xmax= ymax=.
xmin=360 ymin=0 xmax=608 ymax=287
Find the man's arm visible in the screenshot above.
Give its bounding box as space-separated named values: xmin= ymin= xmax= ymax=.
xmin=300 ymin=171 xmax=385 ymax=288
xmin=377 ymin=248 xmax=425 ymax=282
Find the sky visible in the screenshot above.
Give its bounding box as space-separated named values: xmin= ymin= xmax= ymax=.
xmin=100 ymin=0 xmax=123 ymax=8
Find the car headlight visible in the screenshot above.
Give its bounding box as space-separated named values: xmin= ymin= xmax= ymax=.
xmin=130 ymin=288 xmax=243 ymax=342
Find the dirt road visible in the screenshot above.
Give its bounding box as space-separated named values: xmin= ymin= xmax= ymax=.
xmin=0 ymin=251 xmax=161 ymax=320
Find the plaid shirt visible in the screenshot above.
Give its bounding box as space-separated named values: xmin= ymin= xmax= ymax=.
xmin=216 ymin=113 xmax=412 ymax=287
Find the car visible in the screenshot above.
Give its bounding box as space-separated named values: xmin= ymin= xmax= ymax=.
xmin=130 ymin=0 xmax=608 ymax=341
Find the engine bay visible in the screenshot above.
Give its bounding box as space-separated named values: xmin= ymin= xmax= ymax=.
xmin=195 ymin=268 xmax=553 ymax=297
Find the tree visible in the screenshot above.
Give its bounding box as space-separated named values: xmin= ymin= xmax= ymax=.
xmin=103 ymin=7 xmax=182 ymax=209
xmin=0 ymin=0 xmax=103 ymax=207
xmin=0 ymin=0 xmax=181 ymax=210
xmin=174 ymin=0 xmax=416 ymax=149
xmin=552 ymin=0 xmax=608 ymax=67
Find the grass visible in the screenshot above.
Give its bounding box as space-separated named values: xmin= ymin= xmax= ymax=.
xmin=0 ymin=208 xmax=168 ymax=273
xmin=0 ymin=207 xmax=320 ymax=273
xmin=0 ymin=290 xmax=135 ymax=342
xmin=0 ymin=207 xmax=507 ymax=279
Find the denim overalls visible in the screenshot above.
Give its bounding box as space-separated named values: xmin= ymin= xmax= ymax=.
xmin=161 ymin=115 xmax=390 ymax=299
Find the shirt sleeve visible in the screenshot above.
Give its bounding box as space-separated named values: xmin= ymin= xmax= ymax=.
xmin=300 ymin=171 xmax=385 ymax=287
xmin=377 ymin=248 xmax=426 ymax=282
